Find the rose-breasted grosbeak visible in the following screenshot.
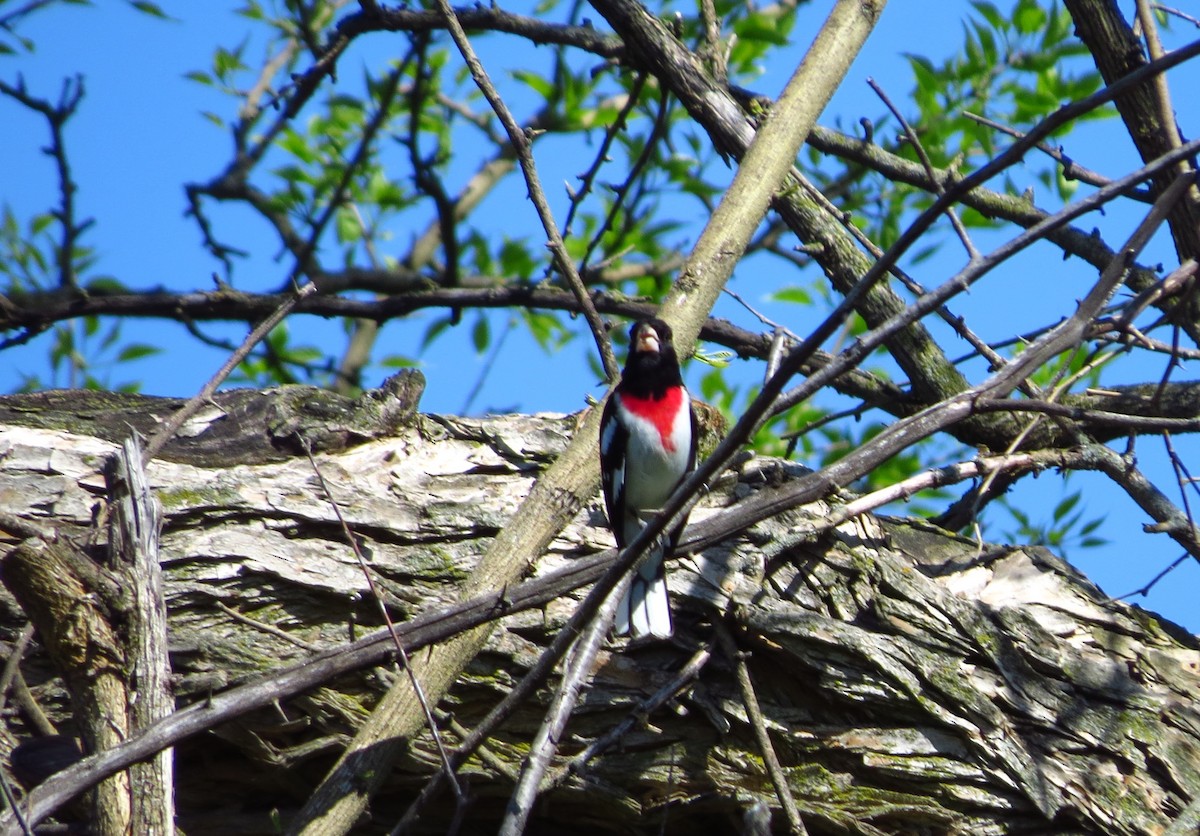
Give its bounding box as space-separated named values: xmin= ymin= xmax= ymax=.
xmin=600 ymin=318 xmax=698 ymax=638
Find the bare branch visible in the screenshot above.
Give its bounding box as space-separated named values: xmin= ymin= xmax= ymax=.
xmin=0 ymin=75 xmax=88 ymax=292
xmin=434 ymin=0 xmax=619 ymax=381
xmin=300 ymin=441 xmax=464 ymax=804
xmin=713 ymin=622 xmax=807 ymax=835
xmin=867 ymin=76 xmax=979 ymax=260
xmin=961 ymin=110 xmax=1148 ymax=197
xmin=497 ymin=582 xmax=623 ymax=836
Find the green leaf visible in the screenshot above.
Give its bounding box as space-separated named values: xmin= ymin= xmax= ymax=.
xmin=969 ymin=0 xmax=1006 ymax=31
xmin=471 ymin=315 xmax=490 ymax=353
xmin=278 ymin=128 xmax=318 ymax=164
xmin=511 ymin=69 xmax=554 ymax=99
xmin=498 ymin=238 xmax=536 ymax=280
xmin=770 ymin=286 xmax=812 ymax=305
xmin=117 ymin=343 xmax=162 ymax=362
xmin=128 ymin=1 xmax=172 ymax=19
xmin=1053 ymin=492 xmax=1081 ymax=522
xmin=1013 ymin=0 xmax=1047 ymax=35
xmin=85 ymin=276 xmax=128 ymax=293
xmin=905 ymin=54 xmax=938 ymax=93
xmin=693 ymin=349 xmax=733 ymax=369
xmin=30 ymin=213 xmax=55 ymax=236
xmin=380 ymin=354 xmax=419 ymax=369
xmin=237 ymin=1 xmax=264 ymax=21
xmin=335 ymin=207 xmax=360 ymax=244
xmin=734 ymin=12 xmax=791 ymax=47
xmin=213 ymin=41 xmax=248 ymax=82
xmin=422 ymin=315 xmax=454 ymax=350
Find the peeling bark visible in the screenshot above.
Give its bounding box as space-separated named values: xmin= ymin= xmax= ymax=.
xmin=0 ymin=387 xmax=1197 ymax=834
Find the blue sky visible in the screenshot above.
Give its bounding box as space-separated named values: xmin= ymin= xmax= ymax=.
xmin=4 ymin=1 xmax=1200 ymax=632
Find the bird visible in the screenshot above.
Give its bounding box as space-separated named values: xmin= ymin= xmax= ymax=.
xmin=599 ymin=318 xmax=698 ymax=638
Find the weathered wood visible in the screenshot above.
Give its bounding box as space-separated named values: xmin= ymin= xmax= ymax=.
xmin=3 ymin=538 xmax=131 ymax=834
xmin=105 ymin=438 xmax=173 ymax=836
xmin=0 ymin=369 xmax=424 ymax=467
xmin=0 ymin=389 xmax=1197 ymax=834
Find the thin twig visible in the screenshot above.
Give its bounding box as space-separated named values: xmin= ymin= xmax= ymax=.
xmin=0 ymin=767 xmax=30 ymax=836
xmin=713 ymin=622 xmax=806 ymax=835
xmin=836 ymin=449 xmax=1079 ymax=526
xmin=962 ymin=111 xmax=1142 ymax=197
xmin=579 ymin=84 xmax=673 ymax=275
xmin=868 ymin=76 xmax=978 ymax=260
xmin=1135 ymin=0 xmax=1188 ymax=160
xmin=1155 ymin=4 xmax=1200 ymax=28
xmin=141 ymin=281 xmax=316 ymax=462
xmin=1114 ymin=551 xmax=1190 ymax=599
xmin=215 ymin=602 xmax=320 ymax=652
xmin=496 ymin=581 xmax=624 ymax=836
xmin=405 ymin=40 xmax=461 ymax=295
xmin=1162 ymin=430 xmax=1199 ymax=538
xmin=11 ymin=670 xmax=55 ymax=740
xmin=563 ymin=641 xmax=712 ymax=777
xmin=433 ymin=0 xmax=619 ymax=380
xmin=722 ymin=287 xmax=802 ymax=343
xmin=966 ymin=394 xmax=1200 ymax=432
xmin=1111 ymin=259 xmax=1199 ymax=331
xmin=437 ymin=710 xmax=519 ymax=782
xmin=562 ymin=72 xmax=648 ymax=239
xmin=0 ymin=626 xmax=34 ymax=719
xmin=0 ymin=77 xmax=88 ymax=292
xmin=299 ymin=442 xmax=465 ymax=805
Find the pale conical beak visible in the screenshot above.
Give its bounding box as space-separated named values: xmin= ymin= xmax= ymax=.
xmin=634 ymin=327 xmax=661 ymax=354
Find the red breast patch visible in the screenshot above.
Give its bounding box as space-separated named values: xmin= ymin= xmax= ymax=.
xmin=620 ymin=387 xmax=684 ymax=452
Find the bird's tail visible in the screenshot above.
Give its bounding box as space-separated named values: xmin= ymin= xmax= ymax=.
xmin=614 ymin=542 xmax=672 ymax=639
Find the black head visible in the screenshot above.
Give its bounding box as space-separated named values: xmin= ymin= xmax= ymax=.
xmin=620 ymin=318 xmax=682 ymax=397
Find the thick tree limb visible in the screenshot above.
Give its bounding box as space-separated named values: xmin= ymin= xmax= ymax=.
xmin=288 ymin=1 xmax=885 ymax=831
xmin=1064 ymin=0 xmax=1200 ymax=268
xmin=0 ymin=398 xmax=1198 ymax=833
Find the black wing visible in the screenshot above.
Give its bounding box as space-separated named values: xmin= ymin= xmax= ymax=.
xmin=599 ymin=394 xmax=629 ymax=548
xmin=664 ymin=400 xmax=700 ymax=553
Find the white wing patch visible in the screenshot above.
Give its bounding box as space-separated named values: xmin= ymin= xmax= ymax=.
xmin=599 ymin=415 xmax=619 ymax=456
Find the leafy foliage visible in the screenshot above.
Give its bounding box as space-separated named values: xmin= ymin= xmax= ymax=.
xmin=1000 ymin=487 xmax=1109 ymax=556
xmin=9 ymin=0 xmax=1200 ymax=829
xmin=0 ymin=0 xmax=1193 ymax=583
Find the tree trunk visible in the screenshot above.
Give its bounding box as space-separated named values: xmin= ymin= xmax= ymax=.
xmin=0 ymin=382 xmax=1197 ymax=834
